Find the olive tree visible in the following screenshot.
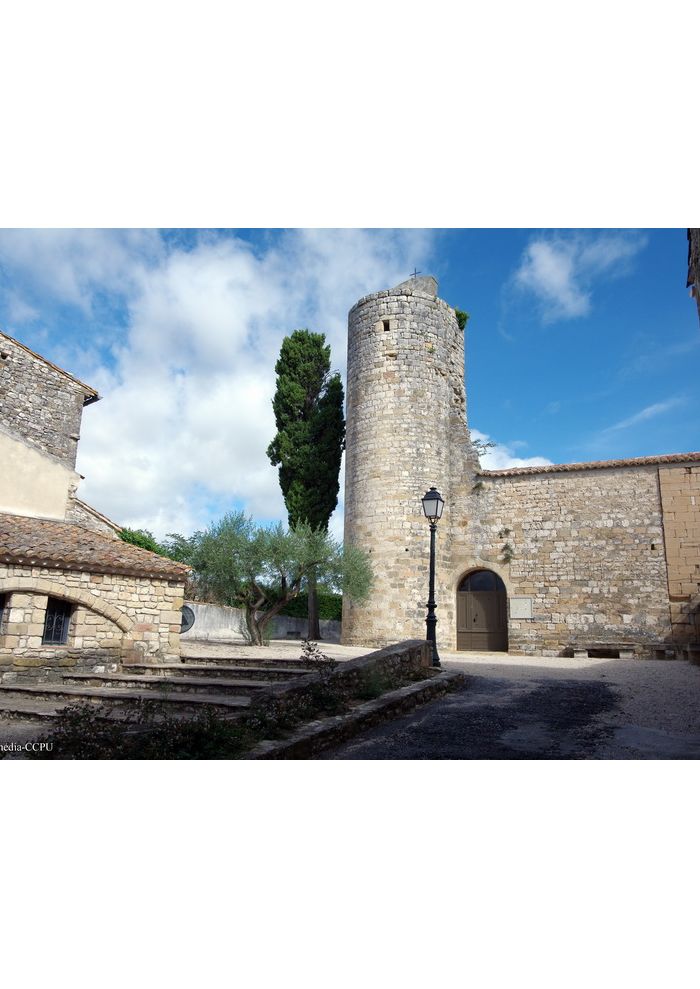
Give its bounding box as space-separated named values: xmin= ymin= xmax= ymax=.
xmin=179 ymin=511 xmax=372 ymax=646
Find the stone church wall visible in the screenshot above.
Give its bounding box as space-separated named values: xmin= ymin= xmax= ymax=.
xmin=463 ymin=465 xmax=672 ymax=656
xmin=659 ymin=465 xmax=700 ymax=645
xmin=0 ymin=332 xmax=92 ymax=469
xmin=341 ymin=275 xmax=699 ymax=657
xmin=0 ymin=565 xmax=185 ymax=680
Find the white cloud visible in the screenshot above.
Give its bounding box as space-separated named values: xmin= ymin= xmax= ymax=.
xmin=471 ymin=429 xmax=553 ymax=470
xmin=0 ymin=228 xmax=160 ymax=314
xmin=512 ymin=230 xmax=647 ymax=322
xmin=600 ymin=398 xmax=685 ymax=434
xmin=0 ymin=229 xmax=434 ymax=539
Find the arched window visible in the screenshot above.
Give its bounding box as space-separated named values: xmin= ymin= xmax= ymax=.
xmin=458 ymin=570 xmax=506 ymax=593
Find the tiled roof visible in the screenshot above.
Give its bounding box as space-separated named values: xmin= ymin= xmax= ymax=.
xmin=479 ymin=451 xmax=700 ymax=478
xmin=0 ymin=513 xmax=190 ymax=580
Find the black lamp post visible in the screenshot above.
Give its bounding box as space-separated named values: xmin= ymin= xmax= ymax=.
xmin=421 ymin=486 xmax=444 ymax=668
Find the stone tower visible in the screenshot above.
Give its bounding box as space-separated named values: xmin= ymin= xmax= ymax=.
xmin=341 ymin=275 xmax=478 ymax=647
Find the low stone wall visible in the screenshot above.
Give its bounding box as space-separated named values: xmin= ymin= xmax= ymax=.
xmin=250 ymin=670 xmax=465 ymax=759
xmin=180 ymin=600 xmax=341 ymax=643
xmin=251 ymin=639 xmax=430 ymax=723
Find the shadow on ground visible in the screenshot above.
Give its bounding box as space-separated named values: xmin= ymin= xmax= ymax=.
xmin=321 ymin=674 xmax=621 ymax=759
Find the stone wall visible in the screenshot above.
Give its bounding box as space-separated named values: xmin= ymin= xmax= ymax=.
xmin=0 ymin=332 xmax=93 ymax=469
xmin=340 ymin=275 xmax=699 ymax=658
xmin=253 ymin=639 xmax=431 ymax=725
xmin=457 ymin=466 xmax=672 ymax=656
xmin=180 ymin=600 xmax=341 ymax=642
xmin=0 ymin=565 xmax=185 ymax=680
xmin=65 ymin=497 xmax=120 ymax=538
xmin=342 ymin=276 xmax=478 ymax=646
xmin=659 ymin=465 xmax=700 ymax=645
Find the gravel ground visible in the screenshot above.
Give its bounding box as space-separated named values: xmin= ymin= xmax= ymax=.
xmin=4 ymin=644 xmax=699 ymax=759
xmin=180 ymin=638 xmax=371 ymax=663
xmin=321 ymin=652 xmax=700 ymax=760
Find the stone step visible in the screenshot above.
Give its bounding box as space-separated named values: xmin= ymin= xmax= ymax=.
xmin=125 ymin=663 xmax=312 ymax=681
xmin=0 ymin=683 xmax=250 ymax=718
xmin=62 ymin=672 xmax=276 ymax=694
xmin=0 ymin=697 xmax=74 ymax=721
xmin=179 ymin=655 xmax=324 ymax=670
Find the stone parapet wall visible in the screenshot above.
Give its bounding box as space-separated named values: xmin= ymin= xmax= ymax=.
xmin=0 ymin=333 xmax=92 ymax=469
xmin=0 ymin=565 xmax=185 ymax=679
xmin=253 ymin=640 xmax=431 ymax=725
xmin=659 ymin=465 xmax=700 ymax=644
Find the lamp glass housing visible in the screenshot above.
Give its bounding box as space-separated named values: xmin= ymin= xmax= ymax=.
xmin=421 ymin=486 xmax=444 ymax=522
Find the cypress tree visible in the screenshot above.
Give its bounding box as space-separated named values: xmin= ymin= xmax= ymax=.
xmin=267 ymin=330 xmax=345 ymax=638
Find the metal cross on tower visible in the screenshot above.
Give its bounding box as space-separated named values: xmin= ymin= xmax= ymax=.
xmin=411 ymin=268 xmax=421 ymax=278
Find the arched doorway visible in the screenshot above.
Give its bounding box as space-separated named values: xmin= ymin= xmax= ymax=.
xmin=456 ymin=569 xmax=508 ymax=651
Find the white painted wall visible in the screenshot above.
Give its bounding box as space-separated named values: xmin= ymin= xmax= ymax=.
xmin=0 ymin=428 xmax=76 ymax=520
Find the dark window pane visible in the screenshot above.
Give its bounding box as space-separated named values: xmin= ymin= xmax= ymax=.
xmin=469 ymin=571 xmax=495 ymax=590
xmin=458 ymin=570 xmax=506 ymax=592
xmin=42 ymin=597 xmax=72 ymax=645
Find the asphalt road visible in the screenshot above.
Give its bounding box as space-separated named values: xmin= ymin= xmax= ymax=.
xmin=320 ymin=654 xmax=700 ymax=760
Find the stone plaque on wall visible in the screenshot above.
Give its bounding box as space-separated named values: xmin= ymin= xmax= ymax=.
xmin=510 ymin=597 xmax=533 ymax=620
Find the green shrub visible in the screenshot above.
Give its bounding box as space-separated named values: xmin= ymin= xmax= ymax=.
xmin=355 ymin=668 xmax=393 ymax=701
xmin=455 ymin=309 xmax=470 ymax=331
xmin=119 ymin=528 xmax=164 ymax=554
xmin=279 ymin=591 xmax=342 ymax=621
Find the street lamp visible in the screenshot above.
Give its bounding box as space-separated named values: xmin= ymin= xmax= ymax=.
xmin=421 ymin=486 xmax=444 ymax=668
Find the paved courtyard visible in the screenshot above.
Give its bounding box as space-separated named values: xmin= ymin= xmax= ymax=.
xmin=3 ymin=641 xmax=699 ymax=759
xmin=321 ymin=651 xmax=700 ymax=759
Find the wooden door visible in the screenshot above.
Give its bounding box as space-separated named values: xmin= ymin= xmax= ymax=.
xmin=456 ymin=570 xmax=508 ymax=651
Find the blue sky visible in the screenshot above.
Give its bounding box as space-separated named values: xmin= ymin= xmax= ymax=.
xmin=0 ymin=228 xmax=696 ymax=539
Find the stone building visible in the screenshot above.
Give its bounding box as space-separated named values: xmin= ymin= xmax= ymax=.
xmin=688 ymin=228 xmax=700 ymax=325
xmin=342 ymin=276 xmax=700 ymax=658
xmin=0 ymin=330 xmax=189 ymax=680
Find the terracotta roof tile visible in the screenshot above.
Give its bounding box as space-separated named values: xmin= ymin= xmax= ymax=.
xmin=479 ymin=451 xmax=700 ymax=478
xmin=0 ymin=513 xmax=190 ymax=580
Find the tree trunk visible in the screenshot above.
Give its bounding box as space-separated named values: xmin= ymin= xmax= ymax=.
xmin=245 ymin=607 xmax=263 ymax=645
xmin=307 ymin=569 xmax=321 ymax=640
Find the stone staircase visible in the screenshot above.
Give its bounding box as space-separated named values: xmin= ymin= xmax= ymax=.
xmin=0 ymin=654 xmax=317 ymax=725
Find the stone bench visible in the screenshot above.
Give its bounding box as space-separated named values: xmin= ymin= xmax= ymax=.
xmin=570 ymin=642 xmax=637 ymax=660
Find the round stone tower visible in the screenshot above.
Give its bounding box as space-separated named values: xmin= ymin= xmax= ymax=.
xmin=342 ymin=275 xmax=478 ymax=648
